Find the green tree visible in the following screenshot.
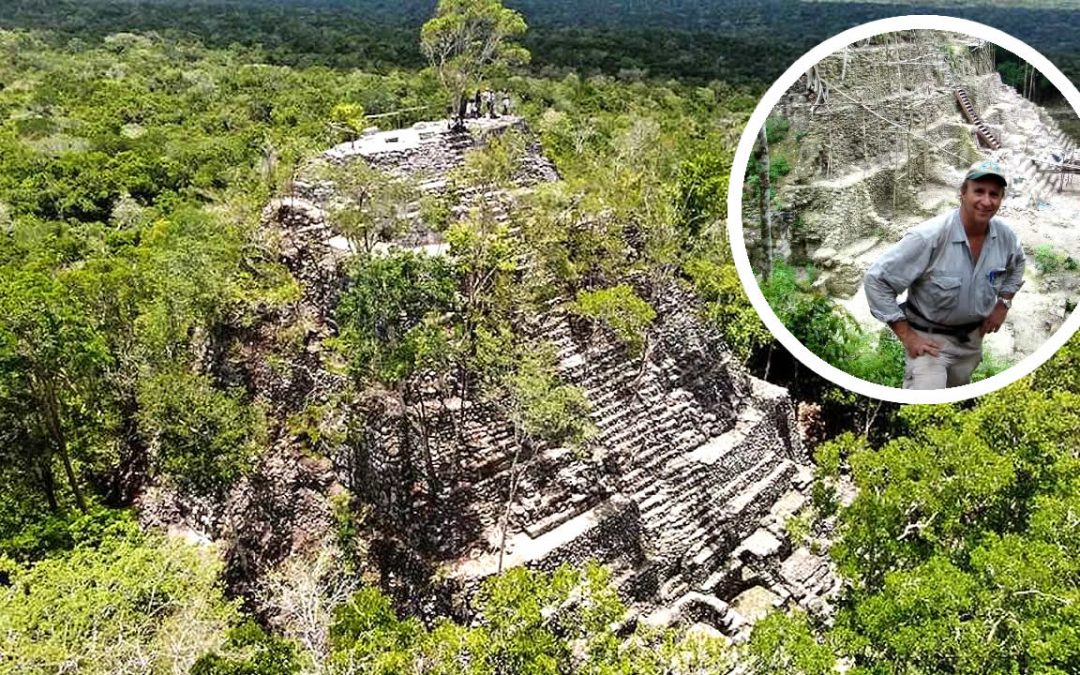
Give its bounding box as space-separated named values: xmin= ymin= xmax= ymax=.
xmin=328 ymin=562 xmax=733 ymax=673
xmin=318 ymin=159 xmax=417 ymax=254
xmin=745 ymin=610 xmax=835 ymax=675
xmin=570 ymin=284 xmax=657 ymax=357
xmin=335 ymin=252 xmax=458 ymax=494
xmin=675 ymin=147 xmax=733 ymax=238
xmin=0 ymin=257 xmax=110 ymax=513
xmin=684 ymin=251 xmax=771 ymax=363
xmin=445 ymin=132 xmax=526 ymax=425
xmin=420 ymin=0 xmax=530 ymax=120
xmin=329 ymin=102 xmax=367 ymax=142
xmin=0 ymin=525 xmax=240 ymax=674
xmin=137 ymin=370 xmax=266 ymax=499
xmin=191 ymin=621 xmax=303 ymax=675
xmin=474 ymin=336 xmax=595 ymax=571
xmin=823 ymin=380 xmax=1080 ymax=674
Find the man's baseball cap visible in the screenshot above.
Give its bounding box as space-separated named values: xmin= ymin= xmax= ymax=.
xmin=965 ymin=159 xmax=1008 ymax=186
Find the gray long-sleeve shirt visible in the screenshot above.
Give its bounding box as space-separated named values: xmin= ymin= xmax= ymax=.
xmin=865 ymin=209 xmax=1025 ymax=326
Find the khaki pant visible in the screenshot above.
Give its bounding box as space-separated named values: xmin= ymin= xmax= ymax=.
xmin=903 ymin=327 xmax=983 ymax=390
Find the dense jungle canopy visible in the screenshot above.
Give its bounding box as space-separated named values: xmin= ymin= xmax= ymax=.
xmin=0 ymin=1 xmax=1078 ymax=673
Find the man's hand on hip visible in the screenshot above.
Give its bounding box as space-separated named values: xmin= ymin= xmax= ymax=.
xmin=980 ymin=301 xmax=1009 ymax=336
xmin=890 ymin=319 xmax=941 ymax=358
xmin=901 ymin=332 xmax=942 ymax=358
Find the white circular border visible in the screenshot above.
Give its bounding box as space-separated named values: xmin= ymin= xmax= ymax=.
xmin=728 ymin=15 xmax=1080 ymax=405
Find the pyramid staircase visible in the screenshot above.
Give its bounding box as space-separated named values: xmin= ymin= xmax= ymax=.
xmin=1009 ymin=126 xmax=1078 ymax=205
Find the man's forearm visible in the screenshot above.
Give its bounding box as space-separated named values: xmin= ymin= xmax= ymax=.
xmin=889 ymin=319 xmax=914 ymax=342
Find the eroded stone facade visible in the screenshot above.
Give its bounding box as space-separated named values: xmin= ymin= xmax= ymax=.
xmin=254 ymin=116 xmax=836 ymax=636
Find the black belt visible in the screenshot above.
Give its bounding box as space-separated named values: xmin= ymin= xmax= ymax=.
xmin=903 ymin=301 xmax=982 ymax=343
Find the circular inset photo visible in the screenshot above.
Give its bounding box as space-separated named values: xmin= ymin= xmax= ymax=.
xmin=728 ymin=17 xmax=1080 ymax=403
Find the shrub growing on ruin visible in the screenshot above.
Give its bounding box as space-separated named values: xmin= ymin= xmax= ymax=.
xmin=137 ymin=369 xmax=266 ymax=499
xmin=1032 ymin=243 xmax=1078 ymax=275
xmin=570 ymin=284 xmax=657 ymax=357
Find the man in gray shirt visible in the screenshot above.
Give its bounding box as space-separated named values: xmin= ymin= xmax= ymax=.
xmin=864 ymin=160 xmax=1024 ymax=389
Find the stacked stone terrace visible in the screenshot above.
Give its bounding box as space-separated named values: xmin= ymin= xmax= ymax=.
xmin=354 ymin=288 xmax=834 ymax=632
xmin=289 ymin=116 xmax=558 ymax=250
xmin=264 ymin=116 xmax=834 ymax=633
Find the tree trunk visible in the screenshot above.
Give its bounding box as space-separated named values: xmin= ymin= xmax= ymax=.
xmin=106 ymin=392 xmax=148 ymax=506
xmin=497 ymin=431 xmax=526 ymax=574
xmin=36 ymin=375 xmax=87 ymax=513
xmin=404 ymin=383 xmax=440 ymax=498
xmin=758 ymin=126 xmax=774 ymax=279
xmin=35 ymin=450 xmax=59 ymax=512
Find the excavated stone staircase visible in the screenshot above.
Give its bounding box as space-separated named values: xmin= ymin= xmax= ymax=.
xmin=433 ymin=296 xmax=825 ymax=632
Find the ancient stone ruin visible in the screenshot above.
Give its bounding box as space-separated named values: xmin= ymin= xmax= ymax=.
xmin=247 ymin=114 xmax=840 ymax=639
xmin=752 ymin=30 xmax=1080 ymax=364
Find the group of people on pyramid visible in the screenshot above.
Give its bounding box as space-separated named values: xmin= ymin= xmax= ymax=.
xmin=451 ymin=88 xmax=512 ymax=128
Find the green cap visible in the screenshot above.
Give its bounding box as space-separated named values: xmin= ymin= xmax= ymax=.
xmin=965 ymin=159 xmax=1008 ymax=186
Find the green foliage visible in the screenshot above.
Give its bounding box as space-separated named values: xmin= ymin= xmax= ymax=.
xmin=419 ymin=194 xmax=454 ymax=232
xmin=330 ymin=586 xmax=426 ymax=674
xmin=469 ymin=327 xmax=594 ymax=449
xmin=675 ymin=147 xmax=732 ymax=237
xmin=1031 ymin=243 xmax=1078 ymax=275
xmin=845 ymin=329 xmax=906 ymax=389
xmin=971 ymin=349 xmax=1010 ymax=382
xmin=328 ymin=562 xmax=733 ymax=673
xmin=764 ymin=115 xmax=791 ymax=145
xmin=570 ymin=284 xmax=657 ymax=356
xmin=331 ymin=491 xmax=370 ymax=576
xmin=826 ymin=378 xmax=1080 ymax=673
xmin=335 ymin=252 xmax=457 ymax=385
xmin=784 ymin=509 xmax=814 ymax=548
xmin=317 ymin=159 xmax=417 ymax=254
xmin=761 ymin=262 xmax=854 ymax=367
xmin=1031 ymin=325 xmax=1080 ymax=392
xmin=329 ymin=102 xmax=367 ymax=142
xmin=685 ymin=253 xmax=772 ymax=363
xmin=421 ymin=0 xmax=530 ymax=111
xmin=768 ymin=154 xmax=791 ymax=181
xmin=810 ymin=479 xmax=839 ymax=520
xmin=505 ymin=346 xmax=595 ymax=449
xmin=745 ymin=610 xmax=835 ymax=675
xmin=996 ymin=46 xmax=1059 ymax=103
xmin=0 ymin=527 xmax=240 ymax=674
xmin=137 ymin=370 xmax=265 ymax=498
xmin=761 ymin=262 xmax=905 ymax=387
xmin=191 ymin=621 xmax=302 ymax=675
xmin=456 ymin=130 xmax=528 ymax=190
xmin=0 ymin=505 xmax=138 ymax=563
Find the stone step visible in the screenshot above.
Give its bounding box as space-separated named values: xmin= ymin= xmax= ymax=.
xmin=676 ymin=464 xmax=801 ymax=588
xmin=643 ymin=454 xmax=779 ymax=537
xmin=723 ymin=460 xmax=799 ymax=526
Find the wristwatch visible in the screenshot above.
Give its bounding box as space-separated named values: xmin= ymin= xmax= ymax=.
xmin=997 ymin=295 xmax=1012 ymax=309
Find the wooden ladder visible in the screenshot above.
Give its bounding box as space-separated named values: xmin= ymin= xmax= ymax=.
xmin=954 ymin=88 xmax=1002 ymax=150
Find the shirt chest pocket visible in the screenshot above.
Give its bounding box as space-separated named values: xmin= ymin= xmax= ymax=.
xmin=925 ymin=275 xmax=962 ymax=313
xmin=981 ymin=250 xmax=1011 ymax=304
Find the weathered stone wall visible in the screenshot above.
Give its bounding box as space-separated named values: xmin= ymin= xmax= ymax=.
xmin=335 ymin=282 xmax=813 ymax=631
xmin=300 ymin=117 xmax=559 ymax=248
xmin=757 ymin=32 xmax=1006 ymax=282
xmin=784 ymin=44 xmax=996 ymax=180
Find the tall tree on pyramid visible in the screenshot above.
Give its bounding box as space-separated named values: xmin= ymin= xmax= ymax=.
xmin=421 ymin=0 xmax=530 ymax=127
